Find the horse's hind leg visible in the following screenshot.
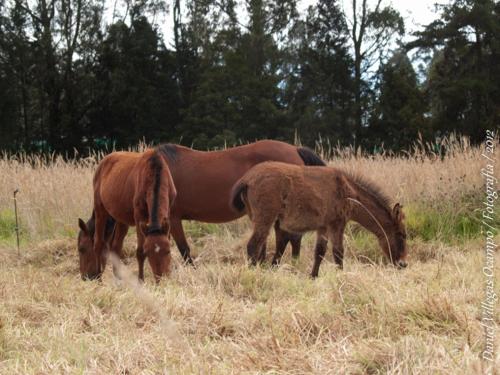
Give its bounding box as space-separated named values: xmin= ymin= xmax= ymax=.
xmin=171 ymin=218 xmax=195 ymax=266
xmin=271 ymin=221 xmax=288 ymax=266
xmin=289 ymin=233 xmax=302 ymax=261
xmin=311 ymin=230 xmax=328 ymax=278
xmin=247 ymin=222 xmax=273 ymax=266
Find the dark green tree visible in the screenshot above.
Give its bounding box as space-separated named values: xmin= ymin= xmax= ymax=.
xmin=408 ymin=0 xmax=500 ymax=142
xmin=0 ymin=0 xmax=32 ymax=149
xmin=0 ymin=0 xmax=107 ymax=151
xmin=368 ymin=50 xmax=428 ymax=149
xmin=284 ymin=0 xmax=354 ymax=145
xmin=89 ymin=16 xmax=180 ymax=147
xmin=180 ymin=0 xmax=297 ymax=148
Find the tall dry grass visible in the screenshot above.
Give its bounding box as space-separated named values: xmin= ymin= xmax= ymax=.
xmin=0 ymin=136 xmax=498 ymax=374
xmin=0 ymin=136 xmax=491 ymax=240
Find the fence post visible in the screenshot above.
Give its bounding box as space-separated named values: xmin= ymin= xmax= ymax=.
xmin=13 ymin=189 xmax=20 ymax=256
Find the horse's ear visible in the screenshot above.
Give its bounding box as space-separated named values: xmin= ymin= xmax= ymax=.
xmin=78 ymin=218 xmax=88 ymax=234
xmin=161 ymin=218 xmax=170 ymax=235
xmin=393 ymin=203 xmax=404 ymax=221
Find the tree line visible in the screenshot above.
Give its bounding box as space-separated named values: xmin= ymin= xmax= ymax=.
xmin=0 ymin=0 xmax=498 ymax=153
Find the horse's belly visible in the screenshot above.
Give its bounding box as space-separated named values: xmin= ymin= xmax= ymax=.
xmin=177 ymin=203 xmax=244 ymax=223
xmin=279 ymin=195 xmax=325 ymax=234
xmin=280 ymin=216 xmax=321 ymax=234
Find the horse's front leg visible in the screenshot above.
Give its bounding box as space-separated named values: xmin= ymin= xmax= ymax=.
xmin=135 ymin=228 xmax=146 ymax=282
xmin=330 ymin=220 xmax=346 ymax=269
xmin=311 ymin=230 xmax=328 ymax=278
xmin=92 ymin=205 xmax=110 ymax=280
xmin=258 ymin=242 xmax=267 ymax=264
xmin=110 ymin=223 xmax=129 ymax=279
xmin=171 ymin=218 xmax=195 ymax=266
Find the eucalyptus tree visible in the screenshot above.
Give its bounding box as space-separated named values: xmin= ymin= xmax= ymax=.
xmin=342 ymin=0 xmax=404 ymax=139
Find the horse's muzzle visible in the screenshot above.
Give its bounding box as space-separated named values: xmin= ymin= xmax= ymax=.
xmin=396 ymin=260 xmax=408 ymax=269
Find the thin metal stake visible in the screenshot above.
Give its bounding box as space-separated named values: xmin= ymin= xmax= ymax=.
xmin=13 ymin=189 xmax=20 ymax=256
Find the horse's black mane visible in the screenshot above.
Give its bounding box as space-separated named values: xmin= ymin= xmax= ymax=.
xmin=344 ymin=171 xmax=393 ymax=215
xmin=147 ymin=152 xmax=164 ymax=233
xmin=157 ymin=143 xmax=178 ymax=163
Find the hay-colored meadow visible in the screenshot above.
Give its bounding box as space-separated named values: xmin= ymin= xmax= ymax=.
xmin=0 ymin=137 xmax=498 ymax=374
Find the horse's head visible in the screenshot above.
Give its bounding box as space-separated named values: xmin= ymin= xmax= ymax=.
xmin=77 ymin=218 xmax=101 ymax=280
xmin=142 ymin=219 xmax=172 ymax=282
xmin=380 ymin=203 xmax=408 ymax=268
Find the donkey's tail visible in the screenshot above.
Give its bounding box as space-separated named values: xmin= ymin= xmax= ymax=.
xmin=230 ymin=181 xmax=248 ymax=213
xmin=297 ymin=147 xmax=326 ymax=166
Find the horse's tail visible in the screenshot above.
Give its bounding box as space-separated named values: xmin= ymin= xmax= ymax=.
xmin=230 ymin=181 xmax=248 ymax=213
xmin=297 ymin=147 xmax=326 ymax=166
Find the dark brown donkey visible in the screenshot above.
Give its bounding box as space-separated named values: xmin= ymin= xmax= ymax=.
xmin=78 ymin=148 xmax=176 ymax=281
xmin=78 ymin=140 xmax=325 ymax=278
xmin=230 ymin=162 xmax=408 ymax=277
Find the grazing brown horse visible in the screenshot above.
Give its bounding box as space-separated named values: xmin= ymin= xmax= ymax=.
xmin=230 ymin=162 xmax=408 ymax=277
xmin=78 ymin=148 xmax=176 ymax=282
xmin=78 ymin=140 xmax=325 ymax=278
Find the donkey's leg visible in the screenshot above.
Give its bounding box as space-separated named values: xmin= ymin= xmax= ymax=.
xmin=171 ymin=218 xmax=194 ymax=266
xmin=110 ymin=223 xmax=129 ymax=279
xmin=247 ymin=223 xmax=273 ymax=266
xmin=311 ymin=230 xmax=328 ymax=278
xmin=136 ymin=230 xmax=146 ymax=282
xmin=271 ymin=221 xmax=289 ymax=266
xmin=329 ymin=220 xmax=346 ymax=269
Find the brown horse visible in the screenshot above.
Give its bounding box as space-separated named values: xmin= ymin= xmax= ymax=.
xmin=78 ymin=140 xmax=325 ymax=278
xmin=230 ymin=162 xmax=408 ymax=277
xmin=78 ymin=148 xmax=176 ymax=282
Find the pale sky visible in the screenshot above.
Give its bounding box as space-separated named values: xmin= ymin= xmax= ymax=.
xmin=156 ymin=0 xmax=444 ymax=46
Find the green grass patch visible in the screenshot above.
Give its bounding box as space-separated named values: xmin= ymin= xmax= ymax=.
xmin=184 ymin=221 xmax=225 ymax=239
xmin=344 ymin=197 xmax=492 ymax=264
xmin=0 ymin=209 xmax=29 ymax=246
xmin=348 ymin=196 xmax=498 ymax=246
xmin=404 ymin=199 xmax=495 ymax=243
xmin=0 ymin=209 xmax=17 ymax=239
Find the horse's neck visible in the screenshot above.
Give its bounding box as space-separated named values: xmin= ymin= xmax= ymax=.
xmin=348 ymin=187 xmax=392 ymax=242
xmin=146 ymin=181 xmax=169 ymax=227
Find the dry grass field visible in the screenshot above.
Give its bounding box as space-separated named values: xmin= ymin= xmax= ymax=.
xmin=0 ymin=137 xmax=498 ymax=374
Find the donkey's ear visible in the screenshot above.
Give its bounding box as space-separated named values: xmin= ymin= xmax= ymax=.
xmin=393 ymin=203 xmax=404 ymax=221
xmin=161 ymin=218 xmax=170 ymax=235
xmin=78 ymin=218 xmax=88 ymax=234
